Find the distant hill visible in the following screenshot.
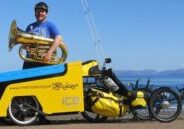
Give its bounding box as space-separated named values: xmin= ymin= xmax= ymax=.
xmin=115 ymin=69 xmax=184 ymax=77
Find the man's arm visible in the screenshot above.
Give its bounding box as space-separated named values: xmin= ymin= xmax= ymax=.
xmin=48 ymin=35 xmax=62 ymax=55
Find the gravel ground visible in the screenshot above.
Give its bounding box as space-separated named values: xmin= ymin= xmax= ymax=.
xmin=0 ymin=113 xmax=183 ymax=129
xmin=1 ymin=120 xmax=183 ymax=129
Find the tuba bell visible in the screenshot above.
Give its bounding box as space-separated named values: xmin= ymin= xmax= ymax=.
xmin=8 ymin=20 xmax=68 ymax=64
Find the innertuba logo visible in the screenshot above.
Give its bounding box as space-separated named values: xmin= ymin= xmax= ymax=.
xmin=52 ymin=82 xmax=78 ymax=91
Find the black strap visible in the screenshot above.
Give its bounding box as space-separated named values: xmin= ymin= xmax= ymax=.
xmin=90 ymin=96 xmax=100 ymax=107
xmin=119 ymin=103 xmax=122 ymax=117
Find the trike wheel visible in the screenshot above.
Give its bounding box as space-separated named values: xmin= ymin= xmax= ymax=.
xmin=149 ymin=87 xmax=182 ymax=122
xmin=81 ymin=110 xmax=108 ymax=123
xmin=132 ymin=107 xmax=153 ymax=120
xmin=8 ymin=96 xmax=39 ymax=125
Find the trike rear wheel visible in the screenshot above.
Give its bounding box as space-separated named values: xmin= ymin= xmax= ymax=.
xmin=8 ymin=96 xmax=39 ymax=125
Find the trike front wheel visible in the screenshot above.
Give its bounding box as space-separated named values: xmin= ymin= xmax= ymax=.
xmin=148 ymin=87 xmax=182 ymax=122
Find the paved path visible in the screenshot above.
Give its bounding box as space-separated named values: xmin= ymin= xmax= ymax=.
xmin=0 ymin=114 xmax=183 ymax=129
xmin=0 ymin=119 xmax=183 ymax=129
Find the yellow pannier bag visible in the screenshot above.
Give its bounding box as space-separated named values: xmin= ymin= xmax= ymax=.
xmin=130 ymin=91 xmax=147 ymax=108
xmin=89 ymin=88 xmax=128 ymax=117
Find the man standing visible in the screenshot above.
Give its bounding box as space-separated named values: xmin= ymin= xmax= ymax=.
xmin=23 ymin=2 xmax=64 ymax=69
xmin=23 ymin=2 xmax=64 ymax=123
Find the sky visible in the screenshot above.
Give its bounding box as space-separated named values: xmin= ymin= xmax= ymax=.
xmin=0 ymin=0 xmax=184 ymax=72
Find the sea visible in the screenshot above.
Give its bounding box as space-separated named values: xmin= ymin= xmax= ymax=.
xmin=118 ymin=76 xmax=184 ymax=90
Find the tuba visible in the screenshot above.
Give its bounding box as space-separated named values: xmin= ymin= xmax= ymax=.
xmin=8 ymin=20 xmax=68 ymax=64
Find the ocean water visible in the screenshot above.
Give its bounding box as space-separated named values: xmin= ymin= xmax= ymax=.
xmin=118 ymin=76 xmax=184 ymax=89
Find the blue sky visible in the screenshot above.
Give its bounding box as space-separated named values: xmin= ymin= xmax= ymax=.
xmin=0 ymin=0 xmax=184 ymax=72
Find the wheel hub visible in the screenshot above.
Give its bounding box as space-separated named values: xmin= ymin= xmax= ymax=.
xmin=161 ymin=100 xmax=170 ymax=109
xmin=19 ymin=104 xmax=28 ymax=112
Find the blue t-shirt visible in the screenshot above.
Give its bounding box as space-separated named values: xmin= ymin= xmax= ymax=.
xmin=26 ymin=20 xmax=60 ymax=39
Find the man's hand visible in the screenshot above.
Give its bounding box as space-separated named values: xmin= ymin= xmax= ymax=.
xmin=42 ymin=51 xmax=52 ymax=63
xmin=42 ymin=35 xmax=62 ymax=63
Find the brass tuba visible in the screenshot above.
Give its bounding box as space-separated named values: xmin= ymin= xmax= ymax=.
xmin=8 ymin=20 xmax=68 ymax=64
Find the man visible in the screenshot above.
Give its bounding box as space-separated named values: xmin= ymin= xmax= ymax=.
xmin=23 ymin=2 xmax=63 ymax=123
xmin=23 ymin=2 xmax=63 ymax=69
